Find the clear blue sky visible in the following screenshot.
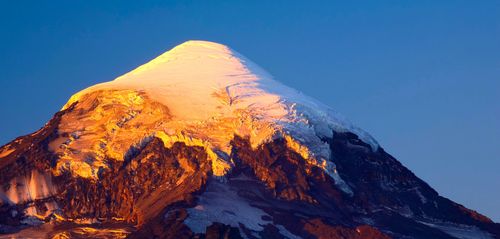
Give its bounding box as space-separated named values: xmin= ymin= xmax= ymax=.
xmin=0 ymin=1 xmax=499 ymax=221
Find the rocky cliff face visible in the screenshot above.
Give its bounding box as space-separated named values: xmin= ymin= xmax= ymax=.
xmin=0 ymin=41 xmax=498 ymax=239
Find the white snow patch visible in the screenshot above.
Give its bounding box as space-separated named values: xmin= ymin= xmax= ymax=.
xmin=275 ymin=225 xmax=301 ymax=239
xmin=184 ymin=181 xmax=268 ymax=233
xmin=184 ymin=180 xmax=301 ymax=238
xmin=0 ymin=171 xmax=57 ymax=204
xmin=321 ymin=158 xmax=353 ymax=195
xmin=409 ymin=187 xmax=427 ymax=204
xmin=418 ymin=221 xmax=493 ymax=239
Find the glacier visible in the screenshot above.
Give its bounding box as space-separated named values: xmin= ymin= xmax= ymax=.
xmin=56 ymin=40 xmax=378 ymax=187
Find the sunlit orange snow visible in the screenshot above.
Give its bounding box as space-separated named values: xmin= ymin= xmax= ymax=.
xmin=53 ymin=40 xmax=376 ymax=181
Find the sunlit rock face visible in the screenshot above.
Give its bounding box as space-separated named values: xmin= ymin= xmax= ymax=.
xmin=0 ymin=41 xmax=499 ymax=238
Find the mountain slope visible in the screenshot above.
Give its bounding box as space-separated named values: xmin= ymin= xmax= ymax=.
xmin=0 ymin=40 xmax=498 ymax=239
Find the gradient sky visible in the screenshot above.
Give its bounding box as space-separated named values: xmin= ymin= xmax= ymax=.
xmin=0 ymin=1 xmax=499 ymax=221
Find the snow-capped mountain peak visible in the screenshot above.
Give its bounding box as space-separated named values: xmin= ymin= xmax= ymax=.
xmin=0 ymin=40 xmax=498 ymax=239
xmin=59 ymin=40 xmax=377 ymax=181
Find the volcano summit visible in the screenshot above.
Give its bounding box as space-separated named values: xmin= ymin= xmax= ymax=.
xmin=0 ymin=41 xmax=498 ymax=239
